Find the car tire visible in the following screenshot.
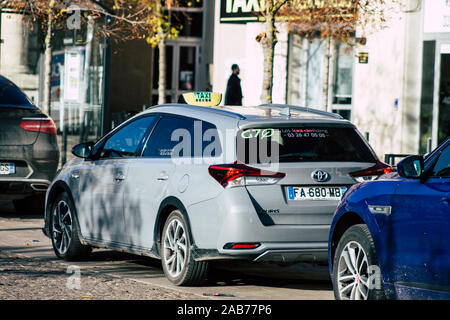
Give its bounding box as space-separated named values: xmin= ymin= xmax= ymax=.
xmin=161 ymin=210 xmax=209 ymax=286
xmin=332 ymin=224 xmax=386 ymax=300
xmin=50 ymin=192 xmax=92 ymax=261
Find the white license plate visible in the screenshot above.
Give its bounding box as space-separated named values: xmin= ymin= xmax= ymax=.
xmin=0 ymin=163 xmax=15 ymax=175
xmin=287 ymin=186 xmax=348 ymax=201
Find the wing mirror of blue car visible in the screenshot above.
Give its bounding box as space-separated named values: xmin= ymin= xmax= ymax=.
xmin=397 ymin=155 xmax=424 ymax=179
xmin=72 ymin=142 xmax=94 ymax=159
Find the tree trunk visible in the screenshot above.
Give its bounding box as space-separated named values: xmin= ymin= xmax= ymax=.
xmin=42 ymin=9 xmax=53 ymax=115
xmin=157 ymin=0 xmax=166 ymax=105
xmin=158 ymin=37 xmax=166 ymax=105
xmin=322 ymin=36 xmax=331 ymax=112
xmin=261 ymin=11 xmax=276 ymax=108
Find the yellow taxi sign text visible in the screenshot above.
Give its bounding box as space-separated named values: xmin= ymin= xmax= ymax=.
xmin=183 ymin=92 xmax=222 ymax=107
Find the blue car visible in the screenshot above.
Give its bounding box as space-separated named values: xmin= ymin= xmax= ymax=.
xmin=329 ymin=137 xmax=450 ymax=300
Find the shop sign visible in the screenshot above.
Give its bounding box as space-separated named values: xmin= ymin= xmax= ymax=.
xmin=220 ymin=0 xmax=263 ymax=23
xmin=220 ymin=0 xmax=355 ymax=23
xmin=51 ymin=51 xmax=65 ymax=102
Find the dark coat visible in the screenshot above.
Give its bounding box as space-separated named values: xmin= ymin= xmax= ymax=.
xmin=225 ymin=73 xmax=243 ymax=106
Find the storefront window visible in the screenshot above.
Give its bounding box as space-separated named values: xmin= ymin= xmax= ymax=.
xmin=173 ymin=11 xmax=203 ymax=37
xmin=333 ymin=43 xmax=353 ymax=105
xmin=152 ymin=2 xmax=204 ymax=104
xmin=438 ymin=54 xmax=450 ymax=146
xmin=419 ymin=41 xmax=435 ymax=154
xmin=305 ymin=38 xmax=325 ymax=107
xmin=179 ymin=46 xmax=196 ymax=90
xmin=287 ymin=35 xmax=324 ymax=107
xmin=287 ymin=35 xmax=354 ymax=120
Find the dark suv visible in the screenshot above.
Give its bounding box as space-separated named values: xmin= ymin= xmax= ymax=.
xmin=0 ymin=75 xmax=59 ymax=212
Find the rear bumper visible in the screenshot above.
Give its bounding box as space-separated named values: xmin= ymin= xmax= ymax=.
xmin=192 ymin=243 xmax=328 ymax=264
xmin=254 ymin=247 xmax=327 ymax=263
xmin=0 ymin=178 xmax=51 ymax=200
xmin=222 ymin=242 xmax=328 ymax=263
xmin=0 ymin=141 xmax=58 ymax=200
xmin=188 ymin=187 xmax=332 ymax=263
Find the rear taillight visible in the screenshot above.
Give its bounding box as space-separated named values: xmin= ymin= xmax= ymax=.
xmin=349 ymin=160 xmax=392 ymax=183
xmin=20 ymin=118 xmax=57 ymax=135
xmin=223 ymin=243 xmax=261 ymax=250
xmin=208 ymin=162 xmax=285 ymax=188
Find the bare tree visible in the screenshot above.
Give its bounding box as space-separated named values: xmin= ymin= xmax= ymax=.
xmin=255 ymin=0 xmax=401 ymax=108
xmin=256 ymin=0 xmax=288 ymax=105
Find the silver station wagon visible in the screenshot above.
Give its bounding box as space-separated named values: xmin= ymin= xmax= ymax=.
xmin=42 ymin=93 xmax=391 ymax=286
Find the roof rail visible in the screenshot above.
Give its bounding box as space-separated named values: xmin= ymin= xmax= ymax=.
xmin=146 ymin=103 xmax=246 ymax=120
xmin=259 ymin=104 xmax=343 ymax=119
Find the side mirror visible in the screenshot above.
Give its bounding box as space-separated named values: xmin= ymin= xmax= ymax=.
xmin=72 ymin=142 xmax=94 ymax=159
xmin=397 ymin=155 xmax=424 ymax=179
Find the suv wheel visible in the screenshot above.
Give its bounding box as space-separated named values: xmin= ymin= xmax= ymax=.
xmin=50 ymin=192 xmax=91 ymax=261
xmin=161 ymin=210 xmax=208 ymax=286
xmin=333 ymin=224 xmax=386 ymax=300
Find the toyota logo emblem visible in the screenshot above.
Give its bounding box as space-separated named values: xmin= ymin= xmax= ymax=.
xmin=312 ymin=170 xmax=330 ymax=182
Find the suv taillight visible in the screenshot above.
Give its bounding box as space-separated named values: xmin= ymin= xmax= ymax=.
xmin=20 ymin=118 xmax=57 ymax=135
xmin=208 ymin=162 xmax=285 ymax=188
xmin=349 ymin=160 xmax=392 ymax=183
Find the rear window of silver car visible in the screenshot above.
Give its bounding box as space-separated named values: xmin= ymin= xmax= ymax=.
xmin=236 ymin=126 xmax=377 ymax=164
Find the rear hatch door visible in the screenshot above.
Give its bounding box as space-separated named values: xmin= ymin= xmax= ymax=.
xmin=0 ymin=106 xmax=42 ymax=146
xmin=237 ymin=122 xmax=378 ymax=225
xmin=0 ymin=77 xmax=42 ymax=146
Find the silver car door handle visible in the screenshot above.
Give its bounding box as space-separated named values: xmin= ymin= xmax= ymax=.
xmin=114 ymin=173 xmax=125 ymax=182
xmin=157 ymin=174 xmax=169 ymax=181
xmin=71 ymin=171 xmax=80 ymax=179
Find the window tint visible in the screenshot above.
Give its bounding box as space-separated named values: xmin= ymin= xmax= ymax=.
xmin=100 ymin=116 xmax=158 ymax=158
xmin=431 ymin=144 xmax=450 ymax=177
xmin=0 ymin=79 xmax=32 ymax=106
xmin=237 ymin=126 xmax=377 ymax=164
xmin=143 ymin=116 xmax=221 ymax=158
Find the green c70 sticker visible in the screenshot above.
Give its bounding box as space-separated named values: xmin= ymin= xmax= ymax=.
xmin=241 ymin=129 xmax=275 ymax=139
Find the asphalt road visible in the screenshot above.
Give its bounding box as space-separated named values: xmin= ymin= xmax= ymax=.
xmin=0 ymin=200 xmax=334 ymax=300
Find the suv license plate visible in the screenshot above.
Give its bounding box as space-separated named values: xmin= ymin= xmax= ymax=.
xmin=287 ymin=186 xmax=348 ymax=201
xmin=0 ymin=163 xmax=15 ymax=175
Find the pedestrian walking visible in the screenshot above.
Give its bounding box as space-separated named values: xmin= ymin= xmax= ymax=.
xmin=225 ymin=64 xmax=243 ymax=106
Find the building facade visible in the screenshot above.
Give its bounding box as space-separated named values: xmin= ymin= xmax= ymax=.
xmin=1 ymin=0 xmax=449 ymax=164
xmin=211 ymin=0 xmax=450 ymax=159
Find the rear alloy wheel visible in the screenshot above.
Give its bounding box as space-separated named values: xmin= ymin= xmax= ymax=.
xmin=333 ymin=224 xmax=386 ymax=300
xmin=161 ymin=210 xmax=208 ymax=286
xmin=50 ymin=193 xmax=91 ymax=261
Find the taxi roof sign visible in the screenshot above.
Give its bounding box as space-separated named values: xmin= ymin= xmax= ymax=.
xmin=183 ymin=92 xmax=222 ymax=107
